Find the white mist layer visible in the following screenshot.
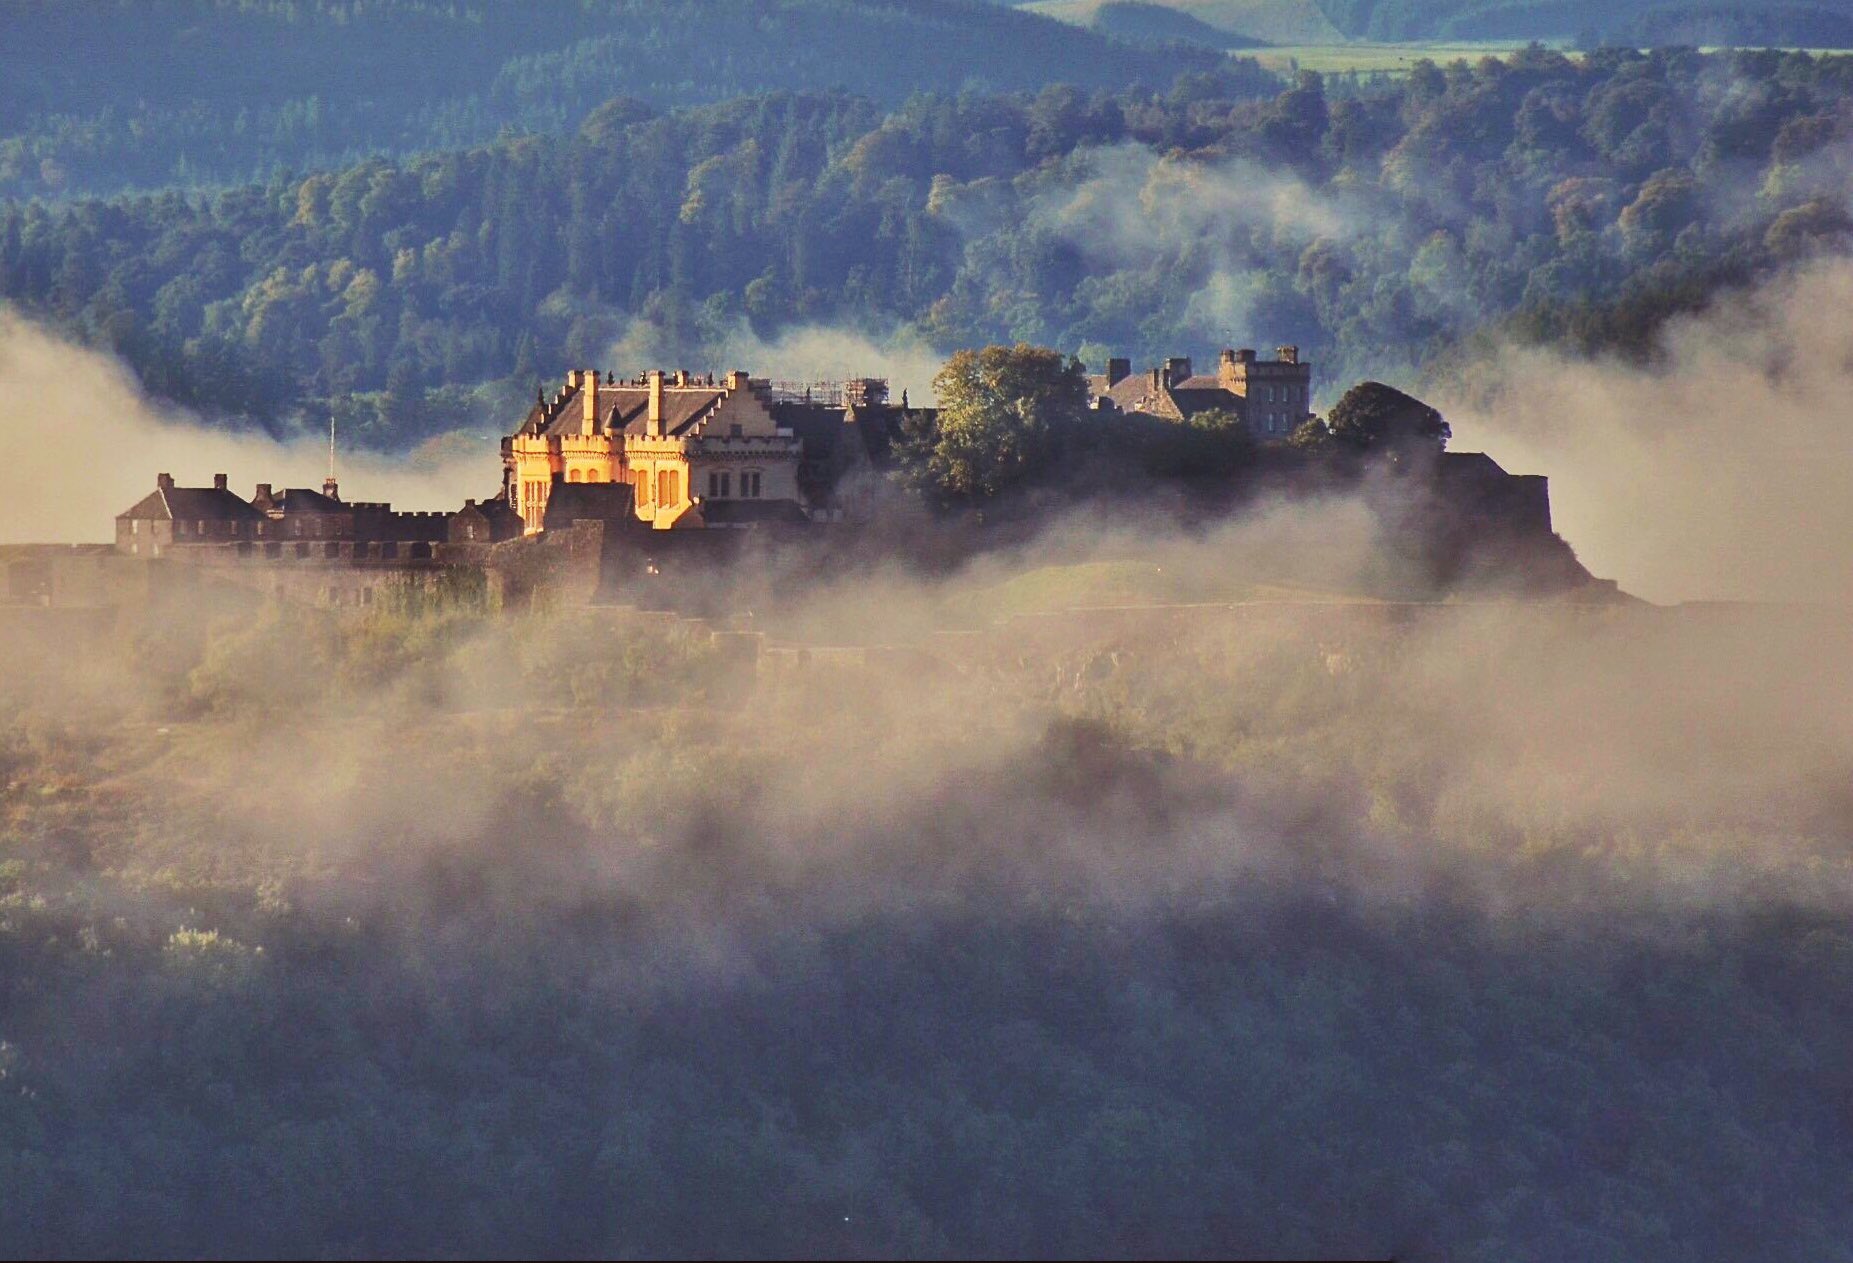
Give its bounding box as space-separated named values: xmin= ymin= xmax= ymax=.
xmin=609 ymin=317 xmax=946 ymax=403
xmin=0 ymin=310 xmax=490 ymax=545
xmin=1439 ymin=258 xmax=1853 ymax=606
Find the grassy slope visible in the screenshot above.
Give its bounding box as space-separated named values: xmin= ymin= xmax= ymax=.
xmin=1023 ymin=0 xmax=1345 ymax=42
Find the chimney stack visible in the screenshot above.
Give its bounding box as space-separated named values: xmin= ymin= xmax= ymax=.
xmin=1163 ymin=357 xmax=1192 ymax=386
xmin=582 ymin=367 xmax=599 ymax=435
xmin=1277 ymin=345 xmax=1299 ymax=364
xmin=647 ymin=370 xmax=665 ymax=436
xmin=255 ymin=483 xmax=272 ymax=503
xmin=157 ymin=472 xmax=175 ymax=491
xmin=725 ymin=369 xmax=750 ymax=392
xmin=1107 ymin=357 xmax=1130 ymax=386
xmin=213 ymin=473 xmax=228 ymax=491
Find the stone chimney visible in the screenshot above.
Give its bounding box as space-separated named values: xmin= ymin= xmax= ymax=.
xmin=213 ymin=473 xmax=228 ymax=490
xmin=254 ymin=483 xmax=272 ymax=503
xmin=581 ymin=367 xmax=599 ymax=435
xmin=725 ymin=369 xmax=750 ymax=392
xmin=1277 ymin=345 xmax=1299 ymax=364
xmin=674 ymin=369 xmax=689 ymax=387
xmin=647 ymin=370 xmax=665 ymax=436
xmin=157 ymin=472 xmax=175 ymax=491
xmin=566 ymin=369 xmax=581 ymax=389
xmin=1163 ymin=357 xmax=1192 ymax=387
xmin=1107 ymin=357 xmax=1130 ymax=386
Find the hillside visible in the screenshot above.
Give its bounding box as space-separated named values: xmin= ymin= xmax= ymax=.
xmin=3 ymin=570 xmax=1851 ymax=1257
xmin=1025 ymin=0 xmax=1346 ymax=41
xmin=4 ymin=48 xmax=1847 ymax=451
xmin=1020 ymin=0 xmax=1853 ymax=41
xmin=0 ymin=0 xmax=1225 ymax=199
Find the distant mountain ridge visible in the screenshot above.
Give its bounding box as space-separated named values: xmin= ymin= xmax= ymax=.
xmin=1015 ymin=0 xmax=1853 ymax=41
xmin=0 ymin=0 xmax=1231 ymax=199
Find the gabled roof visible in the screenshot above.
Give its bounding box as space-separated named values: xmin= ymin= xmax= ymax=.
xmin=520 ymin=380 xmax=726 ymax=441
xmin=541 ymin=480 xmax=638 ymax=531
xmin=270 ymin=487 xmax=346 ymax=514
xmin=117 ymin=485 xmax=264 ymax=521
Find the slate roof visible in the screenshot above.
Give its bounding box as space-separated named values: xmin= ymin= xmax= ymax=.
xmin=541 ymin=480 xmax=638 ymax=531
xmin=269 ymin=487 xmax=346 ymax=513
xmin=1096 ymin=371 xmax=1248 ymax=419
xmin=520 ymin=381 xmax=725 ymax=440
xmin=117 ymin=485 xmax=265 ymax=522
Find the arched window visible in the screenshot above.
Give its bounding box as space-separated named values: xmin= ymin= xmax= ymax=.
xmin=569 ymin=469 xmax=583 ymax=483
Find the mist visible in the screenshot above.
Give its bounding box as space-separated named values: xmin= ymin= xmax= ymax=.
xmin=1439 ymin=258 xmax=1853 ymax=605
xmin=0 ymin=308 xmax=489 ymax=544
xmin=608 ymin=315 xmax=947 ymax=402
xmin=5 ymin=462 xmax=1853 ymax=1256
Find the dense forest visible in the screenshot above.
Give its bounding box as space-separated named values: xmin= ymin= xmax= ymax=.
xmin=4 ymin=45 xmax=1851 ymax=448
xmin=1 ymin=557 xmax=1850 ymax=1258
xmin=0 ymin=0 xmax=1222 ymax=200
xmin=1235 ymin=0 xmax=1853 ymax=41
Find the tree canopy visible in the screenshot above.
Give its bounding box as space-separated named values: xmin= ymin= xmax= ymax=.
xmin=1325 ymin=380 xmax=1452 ymax=453
xmin=907 ymin=343 xmax=1090 ymax=500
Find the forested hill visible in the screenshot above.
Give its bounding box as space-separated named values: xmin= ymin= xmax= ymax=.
xmin=1008 ymin=0 xmax=1853 ymax=43
xmin=4 ymin=48 xmax=1852 ymax=448
xmin=0 ymin=0 xmax=1228 ymax=200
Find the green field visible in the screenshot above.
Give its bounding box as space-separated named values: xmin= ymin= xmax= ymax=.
xmin=1250 ymin=40 xmax=1552 ymax=73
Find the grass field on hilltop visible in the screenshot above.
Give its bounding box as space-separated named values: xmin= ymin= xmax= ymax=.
xmin=1251 ymin=40 xmax=1552 ymax=73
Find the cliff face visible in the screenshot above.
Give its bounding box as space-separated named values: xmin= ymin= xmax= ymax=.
xmin=1361 ymin=451 xmax=1612 ymax=599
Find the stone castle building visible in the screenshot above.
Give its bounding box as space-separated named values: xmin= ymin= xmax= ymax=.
xmin=115 ymin=472 xmax=521 ymax=563
xmin=503 ymin=369 xmax=909 ymax=533
xmin=1089 ymin=347 xmax=1314 ymax=439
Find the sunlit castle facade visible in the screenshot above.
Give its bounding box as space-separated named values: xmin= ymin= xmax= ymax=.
xmin=503 ymin=369 xmax=905 ymax=532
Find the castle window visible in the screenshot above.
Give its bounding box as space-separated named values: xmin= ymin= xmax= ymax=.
xmin=569 ymin=469 xmax=582 ymax=483
xmin=657 ymin=468 xmax=679 ymax=506
xmin=708 ymin=472 xmax=719 ymax=498
xmin=742 ymin=471 xmax=761 ymax=498
xmin=720 ymin=472 xmax=731 ymax=498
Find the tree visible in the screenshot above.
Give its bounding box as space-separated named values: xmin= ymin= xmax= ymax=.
xmin=1287 ymin=416 xmax=1334 ymax=450
xmin=1324 ymin=381 xmax=1449 ymax=454
xmin=904 ymin=344 xmax=1088 ymax=500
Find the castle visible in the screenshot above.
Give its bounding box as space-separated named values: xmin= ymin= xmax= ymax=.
xmin=502 ymin=369 xmax=912 ymax=533
xmin=4 ymin=344 xmax=1601 ymax=617
xmin=1087 ymin=346 xmax=1315 ymax=438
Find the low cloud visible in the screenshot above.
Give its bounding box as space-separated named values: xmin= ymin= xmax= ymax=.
xmin=1436 ymin=257 xmax=1853 ymax=605
xmin=609 ymin=317 xmax=947 ymax=403
xmin=0 ymin=309 xmax=489 ymax=544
